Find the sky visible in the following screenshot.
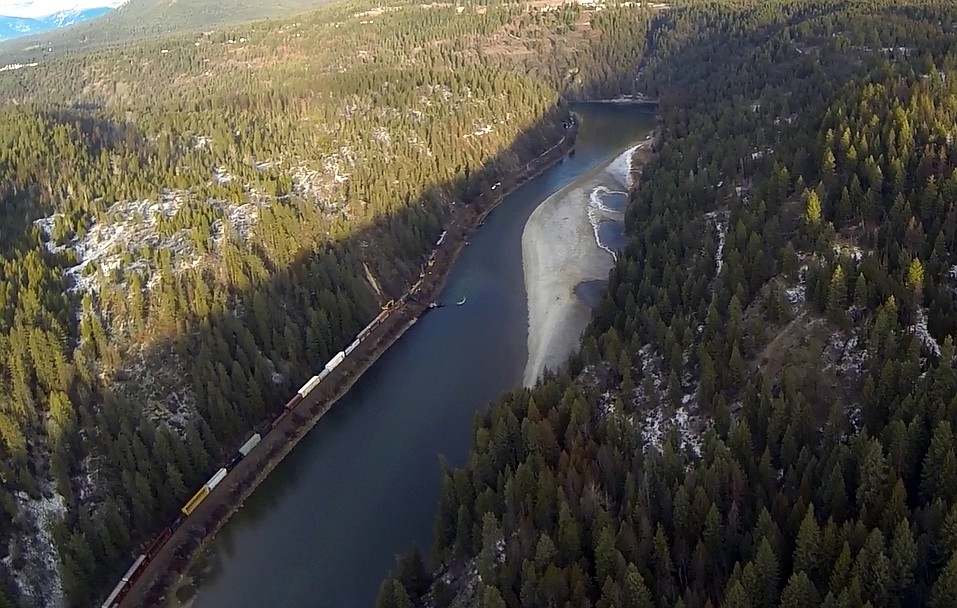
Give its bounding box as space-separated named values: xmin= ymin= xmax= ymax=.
xmin=0 ymin=0 xmax=128 ymax=18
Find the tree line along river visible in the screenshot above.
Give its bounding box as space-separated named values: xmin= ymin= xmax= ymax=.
xmin=175 ymin=103 xmax=656 ymax=608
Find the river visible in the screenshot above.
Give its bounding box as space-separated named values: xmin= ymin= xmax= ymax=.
xmin=176 ymin=103 xmax=655 ymax=608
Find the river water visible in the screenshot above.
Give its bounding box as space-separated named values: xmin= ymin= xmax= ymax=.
xmin=178 ymin=104 xmax=655 ymax=608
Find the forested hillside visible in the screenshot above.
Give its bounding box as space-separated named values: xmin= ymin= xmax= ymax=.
xmin=0 ymin=0 xmax=336 ymax=64
xmin=0 ymin=2 xmax=660 ymax=607
xmin=379 ymin=1 xmax=957 ymax=607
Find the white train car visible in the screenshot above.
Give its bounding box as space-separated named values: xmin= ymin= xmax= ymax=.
xmin=345 ymin=339 xmax=361 ymax=356
xmin=238 ymin=433 xmax=262 ymax=457
xmin=101 ymin=577 xmax=128 ymax=608
xmin=325 ymin=351 xmax=346 ymax=372
xmin=205 ymin=467 xmax=228 ymax=491
xmin=297 ymin=375 xmax=322 ymax=397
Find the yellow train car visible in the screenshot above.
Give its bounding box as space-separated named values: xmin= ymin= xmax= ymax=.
xmin=181 ymin=486 xmax=211 ymax=517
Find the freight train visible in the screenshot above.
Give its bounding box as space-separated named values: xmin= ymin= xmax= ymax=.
xmin=97 ymin=224 xmax=461 ymax=607
xmin=97 ymin=286 xmax=410 ymax=608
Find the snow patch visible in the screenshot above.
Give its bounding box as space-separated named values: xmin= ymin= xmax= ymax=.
xmin=785 ymin=266 xmax=808 ymax=313
xmin=639 ymin=403 xmax=704 ymax=457
xmin=833 ymin=243 xmax=864 ymax=262
xmin=191 ymin=135 xmax=211 ymax=150
xmin=704 ymin=209 xmax=729 ymax=278
xmin=34 ymin=191 xmax=263 ymax=295
xmin=5 ymin=488 xmax=67 ymax=608
xmin=911 ymin=307 xmax=941 ymax=357
xmin=463 ymin=124 xmax=493 ymax=139
xmin=0 ymin=0 xmax=127 ymax=20
xmin=213 ymin=166 xmax=233 ymax=184
xmin=0 ymin=61 xmax=37 ymax=71
xmin=823 ymin=331 xmax=867 ymax=380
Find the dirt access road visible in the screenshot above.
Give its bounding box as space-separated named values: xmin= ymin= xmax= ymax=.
xmin=118 ymin=116 xmax=578 ymax=608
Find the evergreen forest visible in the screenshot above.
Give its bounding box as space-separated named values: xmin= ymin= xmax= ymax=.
xmin=0 ymin=1 xmax=657 ymax=606
xmin=376 ymin=1 xmax=957 ymax=608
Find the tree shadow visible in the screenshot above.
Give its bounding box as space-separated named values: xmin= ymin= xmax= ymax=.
xmin=85 ymin=98 xmax=580 ymax=607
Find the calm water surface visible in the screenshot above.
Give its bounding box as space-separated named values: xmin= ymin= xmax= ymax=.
xmin=181 ymin=104 xmax=655 ymax=608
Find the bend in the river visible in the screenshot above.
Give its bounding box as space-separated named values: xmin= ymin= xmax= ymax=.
xmin=175 ymin=104 xmax=655 ymax=608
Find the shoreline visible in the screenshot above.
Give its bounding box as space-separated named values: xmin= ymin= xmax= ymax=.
xmin=522 ymin=137 xmax=654 ymax=387
xmin=117 ymin=116 xmax=580 ymax=608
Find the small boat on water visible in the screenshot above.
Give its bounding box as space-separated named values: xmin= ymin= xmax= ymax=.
xmin=456 ymin=297 xmax=467 ymax=306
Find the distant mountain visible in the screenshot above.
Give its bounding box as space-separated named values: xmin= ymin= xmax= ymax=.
xmin=0 ymin=15 xmax=41 ymax=40
xmin=0 ymin=0 xmax=336 ymax=63
xmin=0 ymin=1 xmax=125 ymax=41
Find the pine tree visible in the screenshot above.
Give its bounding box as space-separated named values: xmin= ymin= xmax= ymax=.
xmin=827 ymin=265 xmax=846 ymax=319
xmin=888 ymin=519 xmax=917 ymax=593
xmin=804 ymin=189 xmax=823 ymax=226
xmin=932 ymin=552 xmax=957 ymax=608
xmin=779 ymin=571 xmax=821 ymax=608
xmin=623 ymin=563 xmax=653 ymax=608
xmin=793 ymin=505 xmax=821 ymax=580
xmin=906 ymin=258 xmax=924 ymax=295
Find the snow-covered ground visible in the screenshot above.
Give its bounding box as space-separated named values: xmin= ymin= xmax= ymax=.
xmin=0 ymin=62 xmax=37 ymax=71
xmin=4 ymin=488 xmax=66 ymax=608
xmin=822 ymin=327 xmax=867 ymax=379
xmin=113 ymin=343 xmax=197 ymax=428
xmin=33 ymin=191 xmax=264 ymax=295
xmin=597 ymin=344 xmax=707 ymax=457
xmin=911 ymin=306 xmax=942 ymax=357
xmin=704 ymin=209 xmax=729 ymax=277
xmin=0 ymin=0 xmax=127 ymax=19
xmin=785 ymin=265 xmax=809 ymax=313
xmin=639 ymin=399 xmax=704 ymax=457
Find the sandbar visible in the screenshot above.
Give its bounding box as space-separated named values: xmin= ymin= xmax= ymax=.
xmin=522 ymin=142 xmax=647 ymax=387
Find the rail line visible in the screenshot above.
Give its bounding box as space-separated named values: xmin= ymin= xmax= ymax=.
xmin=101 ymin=114 xmax=578 ymax=608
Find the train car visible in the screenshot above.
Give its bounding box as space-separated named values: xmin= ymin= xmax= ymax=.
xmin=181 ymin=486 xmax=210 ymax=517
xmin=344 ymin=339 xmax=360 ymax=356
xmin=381 ymin=299 xmax=395 ymax=311
xmin=324 ymin=351 xmax=346 ymax=373
xmin=271 ymin=410 xmax=289 ymax=429
xmin=239 ymin=433 xmax=262 ymax=457
xmin=283 ymin=393 xmax=303 ymax=410
xmin=206 ymin=467 xmax=228 ymax=491
xmin=143 ymin=527 xmax=172 ymax=559
xmin=297 ymin=375 xmax=322 ymax=398
xmin=100 ymin=576 xmax=128 ymax=608
xmin=436 ymin=230 xmax=447 ymax=246
xmin=317 ymin=368 xmax=331 ymax=382
xmin=100 ymin=554 xmax=147 ymax=607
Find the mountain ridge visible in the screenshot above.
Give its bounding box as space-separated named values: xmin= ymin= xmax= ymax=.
xmin=0 ymin=7 xmax=114 ymax=41
xmin=0 ymin=0 xmax=339 ymax=62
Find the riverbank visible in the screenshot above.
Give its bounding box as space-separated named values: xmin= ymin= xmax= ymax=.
xmin=116 ymin=117 xmax=579 ymax=608
xmin=522 ymin=134 xmax=654 ymax=387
